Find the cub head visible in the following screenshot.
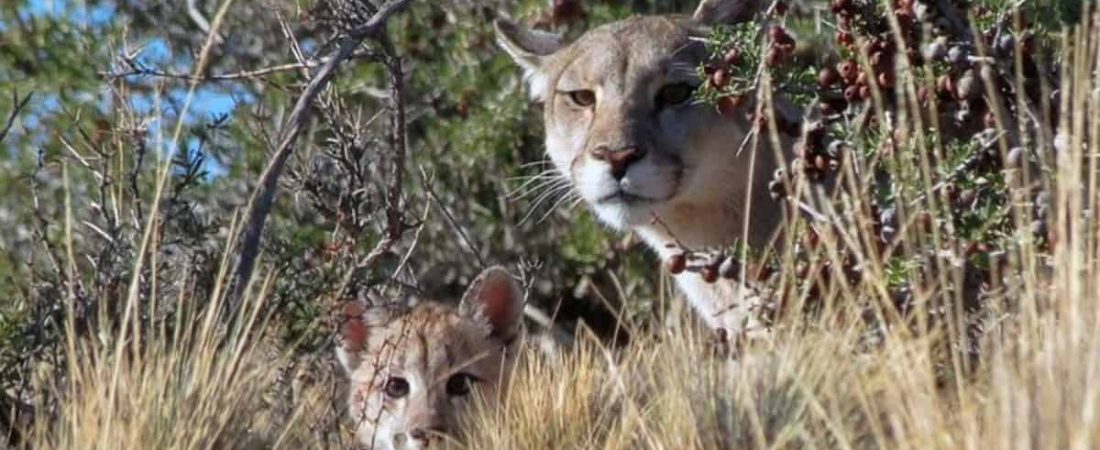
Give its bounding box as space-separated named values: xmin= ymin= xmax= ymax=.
xmin=496 ymin=0 xmax=784 ymax=247
xmin=336 ymin=267 xmax=524 ymax=449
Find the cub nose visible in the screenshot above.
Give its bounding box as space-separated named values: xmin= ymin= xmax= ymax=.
xmin=408 ymin=426 xmax=445 ymax=444
xmin=591 ymin=145 xmax=646 ymax=181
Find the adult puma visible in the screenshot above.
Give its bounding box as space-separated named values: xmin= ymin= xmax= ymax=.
xmin=496 ymin=0 xmax=792 ymax=336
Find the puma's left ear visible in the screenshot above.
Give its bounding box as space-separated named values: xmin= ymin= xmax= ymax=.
xmin=692 ymin=0 xmax=763 ymax=25
xmin=494 ymin=19 xmax=564 ymax=101
xmin=460 ymin=266 xmax=524 ymax=342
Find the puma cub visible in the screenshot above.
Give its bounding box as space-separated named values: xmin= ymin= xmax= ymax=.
xmin=497 ymin=0 xmax=789 ymax=336
xmin=336 ymin=267 xmax=524 ymax=449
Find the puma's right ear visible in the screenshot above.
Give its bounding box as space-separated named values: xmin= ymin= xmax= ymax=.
xmin=494 ymin=19 xmax=564 ymax=101
xmin=336 ymin=301 xmax=371 ymax=374
xmin=692 ymin=0 xmax=763 ymax=25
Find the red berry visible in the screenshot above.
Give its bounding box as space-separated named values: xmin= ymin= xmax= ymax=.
xmin=766 ymin=47 xmax=786 ymax=67
xmin=878 ymin=72 xmax=895 ymax=88
xmin=819 ymin=67 xmax=840 ymax=87
xmin=701 ymin=265 xmax=719 ymax=283
xmin=773 ymin=1 xmax=789 ymax=16
xmin=844 ymin=85 xmax=861 ymax=102
xmin=667 ymin=253 xmax=687 ymax=274
xmin=838 ymin=60 xmax=858 ymax=83
xmin=769 ymin=26 xmax=789 ymax=42
xmin=871 ymin=51 xmax=893 ymax=71
xmin=723 ymin=48 xmax=741 ymax=66
xmin=710 ymin=68 xmax=729 ymax=89
xmin=836 ymin=31 xmax=854 ymax=48
xmin=717 ymin=95 xmax=746 ymax=116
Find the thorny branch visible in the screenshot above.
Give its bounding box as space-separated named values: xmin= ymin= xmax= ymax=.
xmin=102 ymin=50 xmax=377 ymax=83
xmin=0 ymin=91 xmax=32 ymax=146
xmin=230 ymin=0 xmax=414 ymax=309
xmin=332 ymin=32 xmax=412 ymax=300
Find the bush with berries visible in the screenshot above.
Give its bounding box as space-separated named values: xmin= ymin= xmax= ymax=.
xmin=676 ymin=0 xmax=1065 ymax=350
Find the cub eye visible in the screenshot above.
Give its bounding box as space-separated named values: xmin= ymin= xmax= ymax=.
xmin=445 ymin=373 xmax=478 ymax=397
xmin=566 ymin=89 xmax=596 ymax=107
xmin=383 ymin=377 xmax=410 ymax=399
xmin=656 ymin=83 xmax=696 ymax=108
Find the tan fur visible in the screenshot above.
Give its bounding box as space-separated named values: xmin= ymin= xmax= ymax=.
xmin=337 ymin=268 xmax=523 ymax=449
xmin=497 ymin=0 xmax=790 ymax=335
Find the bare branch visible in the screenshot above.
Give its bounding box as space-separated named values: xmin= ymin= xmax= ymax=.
xmin=102 ymin=50 xmax=376 ymax=82
xmin=230 ymin=0 xmax=414 ymax=307
xmin=420 ymin=167 xmax=488 ymax=270
xmin=0 ymin=91 xmax=32 ymax=146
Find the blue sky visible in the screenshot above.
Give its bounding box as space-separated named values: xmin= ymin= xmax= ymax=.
xmin=18 ymin=0 xmax=247 ymax=119
xmin=11 ymin=0 xmax=256 ymax=175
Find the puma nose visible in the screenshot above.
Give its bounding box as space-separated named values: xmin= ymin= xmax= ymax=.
xmin=409 ymin=425 xmax=445 ymax=444
xmin=591 ymin=145 xmax=646 ymax=181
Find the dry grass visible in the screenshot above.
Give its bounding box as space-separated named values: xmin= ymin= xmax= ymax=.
xmin=17 ymin=7 xmax=1100 ymax=450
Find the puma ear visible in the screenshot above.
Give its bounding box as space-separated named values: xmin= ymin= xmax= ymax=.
xmin=460 ymin=266 xmax=524 ymax=342
xmin=335 ymin=301 xmax=374 ymax=374
xmin=692 ymin=0 xmax=763 ymax=25
xmin=494 ymin=19 xmax=563 ymax=101
xmin=338 ymin=299 xmax=400 ymax=374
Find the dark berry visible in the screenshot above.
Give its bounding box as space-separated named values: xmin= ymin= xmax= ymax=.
xmin=723 ymin=48 xmax=742 ymax=66
xmin=819 ymin=67 xmax=840 ymax=87
xmin=668 ymin=253 xmax=687 ymax=274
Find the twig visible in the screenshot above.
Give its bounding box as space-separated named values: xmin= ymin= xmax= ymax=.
xmin=103 ymin=50 xmax=376 ymax=82
xmin=186 ymin=0 xmax=224 ymax=45
xmin=0 ymin=91 xmax=32 ymax=146
xmin=420 ymin=166 xmax=489 ymax=270
xmin=230 ymin=0 xmax=414 ymax=307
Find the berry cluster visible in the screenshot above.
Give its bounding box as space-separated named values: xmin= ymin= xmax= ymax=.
xmin=664 ymin=246 xmax=774 ymax=285
xmin=700 ymin=19 xmax=808 ymax=135
xmin=697 ymin=0 xmax=1059 ymax=318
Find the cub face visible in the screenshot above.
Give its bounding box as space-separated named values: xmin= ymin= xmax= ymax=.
xmin=336 ymin=267 xmax=523 ymax=449
xmin=495 ymin=0 xmax=774 ymax=246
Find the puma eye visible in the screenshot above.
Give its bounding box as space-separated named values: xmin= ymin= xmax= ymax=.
xmin=383 ymin=377 xmax=410 ymax=399
xmin=656 ymin=83 xmax=696 ymax=108
xmin=445 ymin=373 xmax=478 ymax=397
xmin=566 ymin=89 xmax=596 ymax=107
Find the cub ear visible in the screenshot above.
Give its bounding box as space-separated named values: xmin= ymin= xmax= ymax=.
xmin=692 ymin=0 xmax=763 ymax=25
xmin=460 ymin=266 xmax=524 ymax=342
xmin=493 ymin=19 xmax=563 ymax=101
xmin=335 ymin=301 xmax=372 ymax=374
xmin=332 ymin=299 xmax=398 ymax=374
